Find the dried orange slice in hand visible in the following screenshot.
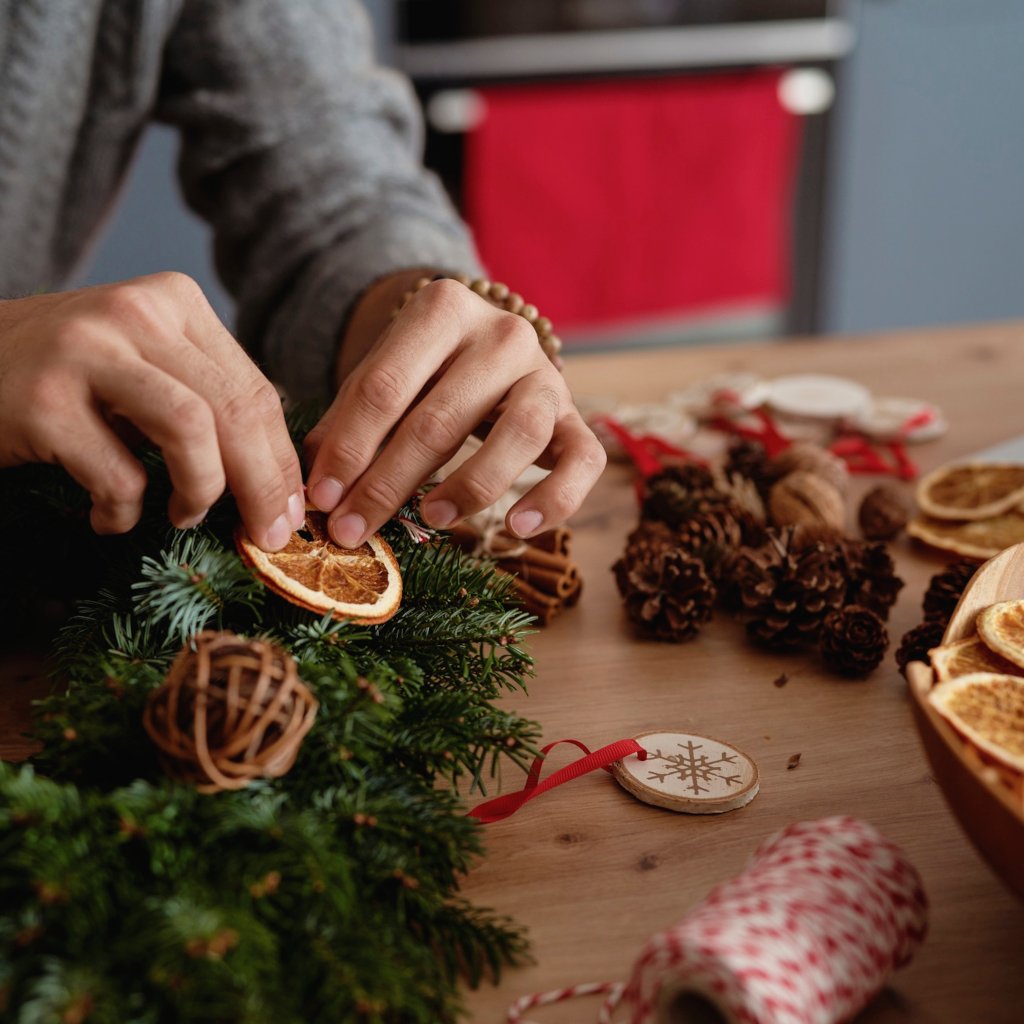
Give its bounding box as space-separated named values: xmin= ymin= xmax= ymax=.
xmin=928 ymin=672 xmax=1024 ymax=772
xmin=915 ymin=463 xmax=1024 ymax=521
xmin=236 ymin=509 xmax=402 ymax=624
xmin=930 ymin=635 xmax=1024 ymax=682
xmin=976 ymin=599 xmax=1024 ymax=670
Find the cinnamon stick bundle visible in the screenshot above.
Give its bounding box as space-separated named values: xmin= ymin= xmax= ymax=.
xmin=448 ymin=523 xmax=582 ymax=625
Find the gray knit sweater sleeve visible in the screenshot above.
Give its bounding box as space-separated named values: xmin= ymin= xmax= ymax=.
xmin=155 ymin=0 xmax=482 ymax=401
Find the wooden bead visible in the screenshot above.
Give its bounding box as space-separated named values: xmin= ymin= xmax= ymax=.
xmin=388 ymin=276 xmax=562 ymax=369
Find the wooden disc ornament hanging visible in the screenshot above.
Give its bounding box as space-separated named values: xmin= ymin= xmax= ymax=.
xmin=612 ymin=731 xmax=760 ymax=814
xmin=236 ymin=507 xmax=402 ymax=624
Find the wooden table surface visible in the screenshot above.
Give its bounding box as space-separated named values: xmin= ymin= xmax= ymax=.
xmin=459 ymin=321 xmax=1024 ymax=1023
xmin=2 ymin=321 xmax=1023 ymax=1022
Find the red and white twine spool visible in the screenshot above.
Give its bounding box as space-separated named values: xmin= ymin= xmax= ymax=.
xmin=509 ymin=817 xmax=928 ymax=1024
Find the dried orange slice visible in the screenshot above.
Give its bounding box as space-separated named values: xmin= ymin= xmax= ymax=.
xmin=930 ymin=636 xmax=1024 ymax=682
xmin=236 ymin=509 xmax=402 ymax=624
xmin=976 ymin=599 xmax=1024 ymax=669
xmin=906 ymin=512 xmax=1024 ymax=560
xmin=928 ymin=672 xmax=1024 ymax=772
xmin=915 ymin=463 xmax=1024 ymax=521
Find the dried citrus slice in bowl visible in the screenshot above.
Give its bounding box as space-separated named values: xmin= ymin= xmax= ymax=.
xmin=930 ymin=636 xmax=1024 ymax=682
xmin=976 ymin=599 xmax=1024 ymax=669
xmin=236 ymin=509 xmax=402 ymax=624
xmin=928 ymin=672 xmax=1024 ymax=773
xmin=916 ymin=463 xmax=1024 ymax=521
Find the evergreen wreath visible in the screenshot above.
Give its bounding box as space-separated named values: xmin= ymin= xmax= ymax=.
xmin=0 ymin=412 xmax=540 ymax=1023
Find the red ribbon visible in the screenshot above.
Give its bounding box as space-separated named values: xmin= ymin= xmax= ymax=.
xmin=590 ymin=414 xmax=706 ymax=479
xmin=469 ymin=738 xmax=648 ymax=824
xmin=829 ymin=435 xmax=918 ymax=480
xmin=709 ymin=389 xmax=792 ymax=457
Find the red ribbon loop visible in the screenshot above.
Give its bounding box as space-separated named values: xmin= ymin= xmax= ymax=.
xmin=469 ymin=738 xmax=648 ymax=824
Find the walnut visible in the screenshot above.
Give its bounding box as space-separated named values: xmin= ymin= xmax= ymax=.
xmin=767 ymin=442 xmax=849 ymax=496
xmin=769 ymin=470 xmax=846 ymax=532
xmin=858 ymin=484 xmax=910 ymax=541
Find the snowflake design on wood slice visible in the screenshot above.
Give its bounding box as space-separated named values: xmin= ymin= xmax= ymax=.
xmin=612 ymin=731 xmax=759 ymax=814
xmin=646 ymin=739 xmax=743 ymax=796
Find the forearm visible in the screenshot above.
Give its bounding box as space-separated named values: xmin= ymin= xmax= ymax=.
xmin=334 ymin=268 xmax=438 ymax=387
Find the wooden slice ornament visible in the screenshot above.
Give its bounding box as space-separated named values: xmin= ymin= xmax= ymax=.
xmin=853 ymin=396 xmax=947 ymax=443
xmin=764 ymin=374 xmax=872 ymax=423
xmin=236 ymin=507 xmax=402 ymax=624
xmin=612 ymin=731 xmax=759 ymax=814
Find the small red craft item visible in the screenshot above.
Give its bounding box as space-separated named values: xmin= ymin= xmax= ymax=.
xmin=507 ymin=816 xmax=928 ymax=1024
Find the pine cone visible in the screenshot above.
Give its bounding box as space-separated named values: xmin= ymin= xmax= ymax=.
xmin=731 ymin=530 xmax=846 ymax=649
xmin=641 ymin=464 xmax=724 ymax=527
xmin=895 ymin=620 xmax=947 ymax=677
xmin=624 ymin=519 xmax=683 ymax=561
xmin=820 ymin=605 xmax=889 ymax=677
xmin=612 ymin=546 xmax=716 ymax=642
xmin=724 ymin=439 xmax=772 ymax=499
xmin=713 ymin=469 xmax=768 ymax=533
xmin=841 ymin=540 xmax=905 ymax=622
xmin=922 ymin=560 xmax=979 ymax=625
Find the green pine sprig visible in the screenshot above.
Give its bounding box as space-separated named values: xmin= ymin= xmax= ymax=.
xmin=1 ymin=434 xmax=544 ymax=1023
xmin=132 ymin=532 xmax=264 ymax=643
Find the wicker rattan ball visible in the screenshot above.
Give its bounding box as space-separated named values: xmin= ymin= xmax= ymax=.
xmin=144 ymin=630 xmax=318 ymax=792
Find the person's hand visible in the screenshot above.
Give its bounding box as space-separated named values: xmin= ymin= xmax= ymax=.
xmin=0 ymin=273 xmax=304 ymax=549
xmin=304 ymin=277 xmax=607 ymax=548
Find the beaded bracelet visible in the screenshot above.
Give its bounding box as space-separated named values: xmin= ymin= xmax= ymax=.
xmin=393 ymin=273 xmax=563 ymax=369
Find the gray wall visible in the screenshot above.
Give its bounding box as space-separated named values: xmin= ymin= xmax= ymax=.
xmin=79 ymin=1 xmax=1024 ymax=339
xmin=821 ymin=0 xmax=1024 ymax=333
xmin=77 ymin=125 xmax=230 ymax=321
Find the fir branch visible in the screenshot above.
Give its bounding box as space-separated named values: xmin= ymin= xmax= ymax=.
xmin=57 ymin=596 xmax=180 ymax=679
xmin=1 ymin=424 xmax=549 ymax=1021
xmin=132 ymin=532 xmax=263 ymax=643
xmin=378 ymin=605 xmax=535 ymax=653
xmin=396 ymin=541 xmax=520 ymax=607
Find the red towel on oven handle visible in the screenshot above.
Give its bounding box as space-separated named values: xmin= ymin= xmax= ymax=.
xmin=464 ymin=71 xmax=801 ymax=334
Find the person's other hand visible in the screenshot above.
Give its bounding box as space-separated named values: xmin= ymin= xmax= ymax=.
xmin=0 ymin=273 xmax=304 ymax=549
xmin=304 ymin=277 xmax=607 ymax=548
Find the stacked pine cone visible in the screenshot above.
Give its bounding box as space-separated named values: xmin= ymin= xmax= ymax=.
xmin=895 ymin=559 xmax=980 ymax=675
xmin=613 ymin=440 xmax=907 ymax=678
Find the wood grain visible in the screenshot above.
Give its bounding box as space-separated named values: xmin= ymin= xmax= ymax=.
xmin=460 ymin=322 xmax=1024 ymax=1024
xmin=3 ymin=320 xmax=1024 ymax=1022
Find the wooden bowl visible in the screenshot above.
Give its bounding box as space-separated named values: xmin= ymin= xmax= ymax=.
xmin=906 ymin=542 xmax=1024 ymax=901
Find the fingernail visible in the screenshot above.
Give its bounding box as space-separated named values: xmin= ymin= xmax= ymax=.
xmin=178 ymin=508 xmax=209 ymax=530
xmin=263 ymin=513 xmax=293 ymax=551
xmin=330 ymin=512 xmax=366 ymax=549
xmin=422 ymin=499 xmax=458 ymax=529
xmin=310 ymin=476 xmax=344 ymax=512
xmin=510 ymin=509 xmax=544 ymax=538
xmin=287 ymin=490 xmax=306 ymax=529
